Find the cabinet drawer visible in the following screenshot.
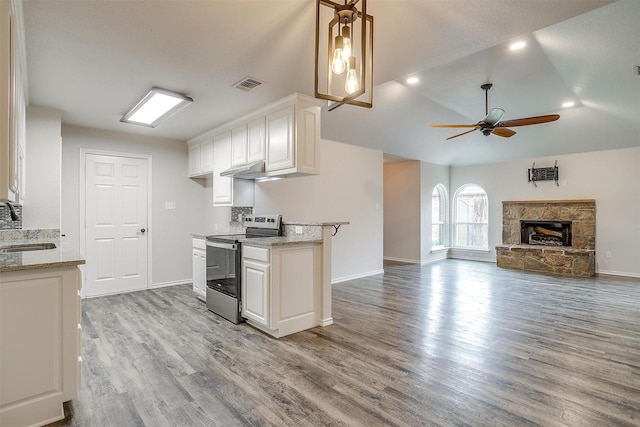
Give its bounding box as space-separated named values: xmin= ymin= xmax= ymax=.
xmin=193 ymin=238 xmax=206 ymax=250
xmin=243 ymin=245 xmax=269 ymax=262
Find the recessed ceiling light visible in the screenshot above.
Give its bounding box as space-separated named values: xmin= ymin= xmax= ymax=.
xmin=562 ymin=101 xmax=575 ymax=108
xmin=121 ymin=87 xmax=193 ymax=128
xmin=509 ymin=41 xmax=526 ymax=51
xmin=406 ymin=77 xmax=419 ymax=85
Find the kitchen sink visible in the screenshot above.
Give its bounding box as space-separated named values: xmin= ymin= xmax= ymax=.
xmin=0 ymin=243 xmax=57 ymax=253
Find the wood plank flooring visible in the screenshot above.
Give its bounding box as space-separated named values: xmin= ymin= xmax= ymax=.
xmin=49 ymin=260 xmax=640 ymax=426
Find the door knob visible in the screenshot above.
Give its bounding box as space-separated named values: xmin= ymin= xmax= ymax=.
xmin=140 ymin=228 xmax=146 ymax=233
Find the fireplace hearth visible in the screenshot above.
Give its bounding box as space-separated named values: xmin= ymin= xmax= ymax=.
xmin=521 ymin=220 xmax=572 ymax=247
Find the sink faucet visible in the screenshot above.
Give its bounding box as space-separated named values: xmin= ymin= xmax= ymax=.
xmin=0 ymin=199 xmax=19 ymax=221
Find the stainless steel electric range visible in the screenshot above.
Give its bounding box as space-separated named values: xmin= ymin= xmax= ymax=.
xmin=205 ymin=214 xmax=282 ymax=323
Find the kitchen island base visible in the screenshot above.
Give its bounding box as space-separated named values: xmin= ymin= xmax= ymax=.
xmin=242 ymin=243 xmax=322 ymax=338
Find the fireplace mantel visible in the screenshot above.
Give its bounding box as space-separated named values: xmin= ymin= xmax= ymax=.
xmin=496 ymin=199 xmax=596 ymax=276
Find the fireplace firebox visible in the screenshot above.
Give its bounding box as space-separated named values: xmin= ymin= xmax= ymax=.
xmin=520 ymin=220 xmax=572 ymax=247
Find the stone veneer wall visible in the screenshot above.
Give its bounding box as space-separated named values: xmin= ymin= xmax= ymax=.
xmin=496 ymin=199 xmax=596 ymax=277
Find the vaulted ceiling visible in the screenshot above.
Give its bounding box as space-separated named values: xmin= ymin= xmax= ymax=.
xmin=22 ymin=0 xmax=640 ymax=166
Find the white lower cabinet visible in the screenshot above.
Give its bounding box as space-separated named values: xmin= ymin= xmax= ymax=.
xmin=192 ymin=238 xmax=207 ymax=301
xmin=0 ymin=266 xmax=82 ymax=427
xmin=242 ymin=243 xmax=321 ymax=338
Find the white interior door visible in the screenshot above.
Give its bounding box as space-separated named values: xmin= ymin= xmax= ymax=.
xmin=84 ymin=153 xmax=149 ymax=297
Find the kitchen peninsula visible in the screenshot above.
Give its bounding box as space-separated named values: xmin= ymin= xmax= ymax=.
xmin=0 ymin=230 xmax=85 ymax=427
xmin=193 ymin=220 xmax=347 ymax=338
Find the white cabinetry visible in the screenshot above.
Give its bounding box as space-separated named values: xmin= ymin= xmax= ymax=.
xmin=186 ymin=93 xmax=321 ymax=183
xmin=0 ymin=266 xmax=82 ymax=427
xmin=265 ymin=96 xmax=321 ymax=177
xmin=242 ymin=243 xmax=321 ymax=338
xmin=230 ymin=125 xmax=248 ymax=167
xmin=247 ymin=117 xmax=266 ymax=163
xmin=212 ymin=131 xmax=233 ymax=206
xmin=265 ymin=106 xmax=295 ymax=172
xmin=1 ymin=1 xmax=26 ymax=202
xmin=192 ymin=238 xmax=207 ymax=301
xmin=187 ymin=139 xmax=213 ymax=177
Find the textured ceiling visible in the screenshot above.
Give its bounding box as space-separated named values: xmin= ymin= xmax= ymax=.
xmin=22 ymin=0 xmax=640 ymax=165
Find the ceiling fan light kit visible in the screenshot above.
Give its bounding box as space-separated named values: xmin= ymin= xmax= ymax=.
xmin=430 ymin=83 xmax=560 ymax=140
xmin=315 ymin=0 xmax=373 ymax=111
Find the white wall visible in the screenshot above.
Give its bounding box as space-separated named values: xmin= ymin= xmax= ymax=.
xmin=61 ymin=125 xmax=205 ymax=287
xmin=383 ymin=161 xmax=421 ymax=263
xmin=254 ymin=139 xmax=384 ymax=282
xmin=23 ymin=105 xmax=61 ymax=229
xmin=383 ymin=160 xmax=449 ymax=264
xmin=450 ymin=146 xmax=640 ymax=277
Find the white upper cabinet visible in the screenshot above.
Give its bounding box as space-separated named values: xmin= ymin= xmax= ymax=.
xmin=212 ymin=131 xmax=233 ymax=206
xmin=187 ymin=139 xmax=213 ymax=177
xmin=265 ymin=106 xmax=295 ymax=172
xmin=1 ymin=1 xmax=26 ymax=202
xmin=246 ymin=117 xmax=266 ymax=163
xmin=186 ymin=93 xmax=321 ymax=181
xmin=230 ymin=125 xmax=248 ymax=167
xmin=265 ymin=96 xmax=321 ymax=177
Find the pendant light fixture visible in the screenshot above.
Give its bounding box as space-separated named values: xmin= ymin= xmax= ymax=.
xmin=315 ymin=0 xmax=373 ymax=111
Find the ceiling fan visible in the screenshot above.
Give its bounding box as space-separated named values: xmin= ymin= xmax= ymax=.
xmin=430 ymin=83 xmax=560 ymax=140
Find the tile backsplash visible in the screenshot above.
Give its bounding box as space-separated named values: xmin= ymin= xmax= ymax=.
xmin=231 ymin=206 xmax=253 ymax=223
xmin=0 ymin=204 xmax=22 ymax=230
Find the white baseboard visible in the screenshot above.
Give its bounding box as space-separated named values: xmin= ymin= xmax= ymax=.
xmin=332 ymin=269 xmax=385 ymax=284
xmin=383 ymin=256 xmax=420 ymax=264
xmin=596 ymin=269 xmax=640 ymax=279
xmin=152 ymin=279 xmax=191 ymax=289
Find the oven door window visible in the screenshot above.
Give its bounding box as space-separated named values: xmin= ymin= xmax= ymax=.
xmin=206 ymin=246 xmax=238 ymax=298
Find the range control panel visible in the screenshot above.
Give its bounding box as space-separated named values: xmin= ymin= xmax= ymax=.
xmin=243 ymin=214 xmax=282 ymax=230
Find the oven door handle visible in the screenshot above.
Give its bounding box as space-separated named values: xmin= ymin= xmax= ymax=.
xmin=206 ymin=241 xmax=238 ymax=251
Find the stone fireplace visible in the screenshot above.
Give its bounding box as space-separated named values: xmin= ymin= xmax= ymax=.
xmin=496 ymin=199 xmax=595 ymax=277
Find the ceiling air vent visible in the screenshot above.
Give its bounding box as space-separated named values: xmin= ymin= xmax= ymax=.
xmin=233 ymin=77 xmax=264 ymax=91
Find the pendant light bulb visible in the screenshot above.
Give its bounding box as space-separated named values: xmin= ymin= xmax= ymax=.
xmin=341 ymin=25 xmax=352 ymax=62
xmin=345 ymin=56 xmax=359 ymax=94
xmin=331 ymin=36 xmax=346 ymax=74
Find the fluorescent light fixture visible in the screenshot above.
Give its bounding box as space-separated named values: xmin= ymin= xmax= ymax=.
xmin=121 ymin=87 xmax=193 ymax=127
xmin=406 ymin=77 xmax=420 ymax=85
xmin=562 ymin=101 xmax=576 ymax=108
xmin=509 ymin=41 xmax=526 ymax=51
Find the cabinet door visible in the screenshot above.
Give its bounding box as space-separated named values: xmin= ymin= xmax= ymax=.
xmin=192 ymin=247 xmax=206 ymax=298
xmin=265 ymin=106 xmax=295 ymax=172
xmin=247 ymin=117 xmax=266 ymax=163
xmin=242 ymin=259 xmax=270 ymax=327
xmin=231 ymin=125 xmax=248 ymax=167
xmin=188 ymin=144 xmax=201 ymax=176
xmin=213 ymin=132 xmax=233 ymax=206
xmin=200 ymin=140 xmax=214 ymax=174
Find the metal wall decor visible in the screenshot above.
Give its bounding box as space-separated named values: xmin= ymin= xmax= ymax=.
xmin=315 ymin=0 xmax=373 ymax=111
xmin=528 ymin=161 xmax=559 ymax=187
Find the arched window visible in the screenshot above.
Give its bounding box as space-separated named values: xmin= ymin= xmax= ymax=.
xmin=453 ymin=184 xmax=488 ymax=249
xmin=431 ymin=184 xmax=447 ymax=248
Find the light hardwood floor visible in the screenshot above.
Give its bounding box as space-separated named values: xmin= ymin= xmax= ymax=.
xmin=49 ymin=260 xmax=640 ymax=426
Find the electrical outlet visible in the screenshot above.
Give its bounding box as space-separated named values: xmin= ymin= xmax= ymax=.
xmin=605 ymin=251 xmax=612 ymax=259
xmin=164 ymin=202 xmax=176 ymax=210
xmin=295 ymin=226 xmax=303 ymax=234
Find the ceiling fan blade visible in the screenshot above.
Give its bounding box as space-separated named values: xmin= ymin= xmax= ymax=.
xmin=430 ymin=124 xmax=478 ymax=128
xmin=446 ymin=127 xmax=479 ymax=140
xmin=483 ymin=108 xmax=505 ymax=126
xmin=492 ymin=127 xmax=516 ymax=138
xmin=497 ymin=114 xmax=560 ymax=128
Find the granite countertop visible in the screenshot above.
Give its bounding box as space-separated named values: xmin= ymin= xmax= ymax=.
xmin=0 ymin=239 xmax=85 ymax=273
xmin=192 ymin=232 xmax=321 ymax=247
xmin=283 ymin=221 xmax=350 ymax=226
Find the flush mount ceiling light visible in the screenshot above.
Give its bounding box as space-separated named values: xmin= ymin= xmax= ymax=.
xmin=120 ymin=87 xmax=193 ymax=128
xmin=315 ymin=0 xmax=373 ymax=111
xmin=509 ymin=41 xmax=526 ymax=51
